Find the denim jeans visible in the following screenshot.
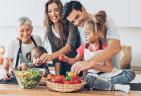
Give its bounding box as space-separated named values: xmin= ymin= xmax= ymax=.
xmin=111 ymin=69 xmax=136 ymax=84
xmin=84 ymin=69 xmax=136 ymax=90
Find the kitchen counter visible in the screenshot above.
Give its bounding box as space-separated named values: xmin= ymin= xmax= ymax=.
xmin=0 ymin=84 xmax=140 ymax=96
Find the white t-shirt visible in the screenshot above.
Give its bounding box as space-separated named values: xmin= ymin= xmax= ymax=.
xmin=78 ymin=16 xmax=120 ymax=68
xmin=4 ymin=34 xmax=42 ymax=67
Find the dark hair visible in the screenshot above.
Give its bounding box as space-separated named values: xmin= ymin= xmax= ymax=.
xmin=44 ymin=0 xmax=63 ymax=28
xmin=84 ymin=10 xmax=107 ymax=35
xmin=32 ymin=46 xmax=47 ymax=55
xmin=62 ymin=1 xmax=82 ymax=19
xmin=44 ymin=0 xmax=65 ymax=47
xmin=26 ymin=46 xmax=47 ymax=61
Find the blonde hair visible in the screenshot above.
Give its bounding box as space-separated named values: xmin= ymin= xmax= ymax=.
xmin=17 ymin=17 xmax=32 ymax=27
xmin=84 ymin=11 xmax=107 ymax=35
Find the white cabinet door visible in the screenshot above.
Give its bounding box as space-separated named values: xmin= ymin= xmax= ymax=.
xmin=0 ymin=0 xmax=46 ymax=26
xmin=129 ymin=0 xmax=141 ymax=27
xmin=76 ymin=0 xmax=129 ymax=27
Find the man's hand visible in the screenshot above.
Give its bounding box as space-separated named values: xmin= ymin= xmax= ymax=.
xmin=71 ymin=61 xmax=92 ymax=75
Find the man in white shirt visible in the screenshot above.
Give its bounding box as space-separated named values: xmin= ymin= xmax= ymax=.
xmin=62 ymin=1 xmax=121 ymax=74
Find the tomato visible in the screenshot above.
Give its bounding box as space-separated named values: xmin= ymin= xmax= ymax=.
xmin=56 ymin=75 xmax=65 ymax=81
xmin=63 ymin=80 xmax=71 ymax=84
xmin=72 ymin=75 xmax=80 ymax=80
xmin=47 ymin=74 xmax=55 ymax=80
xmin=59 ymin=54 xmax=65 ymax=61
xmin=60 ymin=75 xmax=65 ymax=79
xmin=70 ymin=79 xmax=81 ymax=84
xmin=70 ymin=75 xmax=81 ymax=84
xmin=51 ymin=75 xmax=64 ymax=84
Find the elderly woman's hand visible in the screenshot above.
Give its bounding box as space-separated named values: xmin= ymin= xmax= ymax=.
xmin=71 ymin=61 xmax=91 ymax=75
xmin=2 ymin=69 xmax=11 ymax=81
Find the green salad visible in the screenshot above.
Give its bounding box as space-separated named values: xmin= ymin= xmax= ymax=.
xmin=15 ymin=69 xmax=41 ymax=89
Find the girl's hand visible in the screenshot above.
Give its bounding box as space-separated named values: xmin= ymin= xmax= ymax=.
xmin=71 ymin=61 xmax=91 ymax=75
xmin=19 ymin=63 xmax=29 ymax=70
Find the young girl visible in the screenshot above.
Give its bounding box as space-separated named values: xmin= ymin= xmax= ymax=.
xmin=19 ymin=46 xmax=50 ymax=77
xmin=59 ymin=11 xmax=135 ymax=93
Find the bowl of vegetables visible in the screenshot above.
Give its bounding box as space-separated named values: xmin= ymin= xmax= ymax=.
xmin=14 ymin=68 xmax=41 ymax=89
xmin=46 ymin=72 xmax=86 ymax=92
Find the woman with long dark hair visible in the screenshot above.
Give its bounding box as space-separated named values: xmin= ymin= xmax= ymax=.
xmin=40 ymin=0 xmax=80 ymax=75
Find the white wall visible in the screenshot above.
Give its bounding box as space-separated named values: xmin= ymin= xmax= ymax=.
xmin=0 ymin=0 xmax=48 ymax=26
xmin=118 ymin=28 xmax=141 ymax=67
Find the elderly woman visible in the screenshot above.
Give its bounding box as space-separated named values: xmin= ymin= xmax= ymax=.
xmin=2 ymin=17 xmax=42 ymax=80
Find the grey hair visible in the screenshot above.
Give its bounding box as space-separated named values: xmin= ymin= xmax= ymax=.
xmin=17 ymin=17 xmax=32 ymax=27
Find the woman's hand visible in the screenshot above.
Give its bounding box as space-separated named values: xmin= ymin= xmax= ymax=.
xmin=71 ymin=61 xmax=92 ymax=75
xmin=40 ymin=53 xmax=54 ymax=63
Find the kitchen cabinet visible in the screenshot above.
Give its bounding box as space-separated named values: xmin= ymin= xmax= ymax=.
xmin=0 ymin=0 xmax=45 ymax=26
xmin=129 ymin=0 xmax=141 ymax=27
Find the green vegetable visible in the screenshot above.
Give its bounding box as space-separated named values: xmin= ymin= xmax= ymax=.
xmin=65 ymin=71 xmax=69 ymax=76
xmin=65 ymin=76 xmax=72 ymax=81
xmin=15 ymin=68 xmax=41 ymax=89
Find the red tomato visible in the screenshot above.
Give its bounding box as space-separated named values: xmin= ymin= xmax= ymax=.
xmin=47 ymin=74 xmax=55 ymax=80
xmin=72 ymin=75 xmax=80 ymax=80
xmin=70 ymin=76 xmax=81 ymax=84
xmin=56 ymin=75 xmax=65 ymax=81
xmin=59 ymin=54 xmax=65 ymax=61
xmin=63 ymin=80 xmax=71 ymax=84
xmin=70 ymin=79 xmax=81 ymax=84
xmin=51 ymin=75 xmax=64 ymax=84
xmin=60 ymin=75 xmax=65 ymax=79
xmin=51 ymin=77 xmax=59 ymax=83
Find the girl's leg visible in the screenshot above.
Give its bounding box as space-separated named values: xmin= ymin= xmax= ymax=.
xmin=84 ymin=74 xmax=112 ymax=90
xmin=111 ymin=69 xmax=136 ymax=84
xmin=84 ymin=74 xmax=130 ymax=93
